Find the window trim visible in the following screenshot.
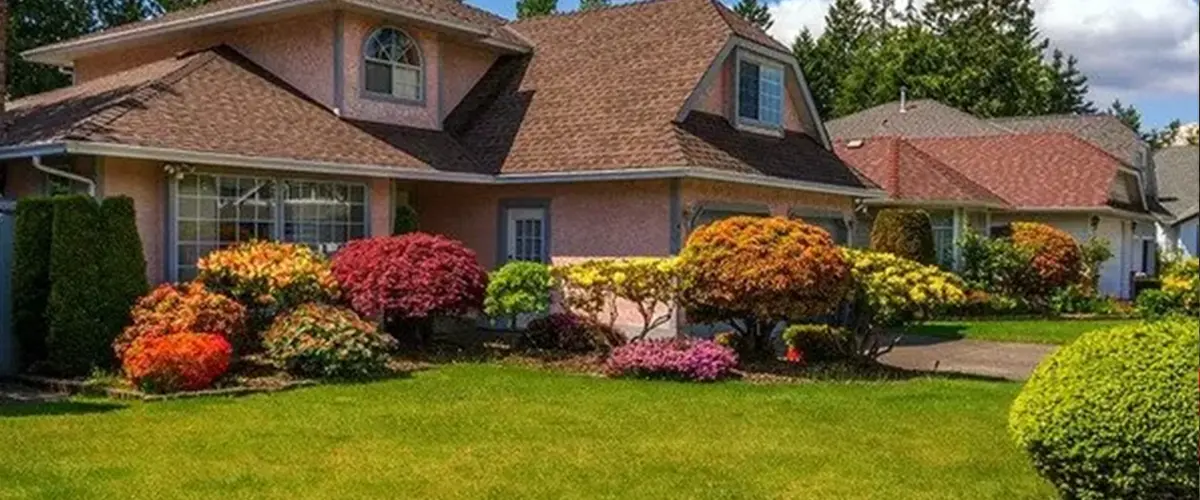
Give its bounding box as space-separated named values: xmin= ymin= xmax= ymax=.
xmin=497 ymin=198 xmax=551 ymax=266
xmin=168 ymin=168 xmax=372 ymax=281
xmin=734 ymin=50 xmax=786 ymax=133
xmin=360 ymin=25 xmax=426 ymax=106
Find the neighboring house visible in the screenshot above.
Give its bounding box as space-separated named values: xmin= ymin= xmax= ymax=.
xmin=1154 ymin=146 xmax=1199 ymax=256
xmin=829 ymin=100 xmax=1158 ymax=299
xmin=0 ymin=0 xmax=880 ymax=335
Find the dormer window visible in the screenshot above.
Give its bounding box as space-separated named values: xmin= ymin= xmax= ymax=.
xmin=737 ymin=53 xmax=784 ymax=128
xmin=363 ymin=27 xmax=423 ymax=102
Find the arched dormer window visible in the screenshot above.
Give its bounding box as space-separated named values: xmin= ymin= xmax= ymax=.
xmin=363 ymin=27 xmax=423 ymax=102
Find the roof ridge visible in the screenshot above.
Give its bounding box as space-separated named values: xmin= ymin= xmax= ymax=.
xmin=63 ymin=49 xmax=220 ymax=140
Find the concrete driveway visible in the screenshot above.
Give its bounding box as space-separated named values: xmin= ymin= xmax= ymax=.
xmin=880 ymin=336 xmax=1058 ymax=381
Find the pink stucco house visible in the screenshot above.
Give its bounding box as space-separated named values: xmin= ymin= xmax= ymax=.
xmin=0 ymin=0 xmax=881 ymax=332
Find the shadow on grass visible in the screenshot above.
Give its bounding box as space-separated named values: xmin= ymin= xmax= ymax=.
xmin=897 ymin=325 xmax=968 ymax=344
xmin=0 ymin=400 xmax=126 ymax=418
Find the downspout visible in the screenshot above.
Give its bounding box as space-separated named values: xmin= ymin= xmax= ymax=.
xmin=33 ymin=156 xmax=96 ymax=197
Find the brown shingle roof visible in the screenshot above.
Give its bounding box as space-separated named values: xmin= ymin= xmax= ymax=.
xmin=675 ymin=112 xmax=875 ymax=189
xmin=1154 ymin=146 xmax=1200 ymax=222
xmin=2 ymin=46 xmax=472 ymax=172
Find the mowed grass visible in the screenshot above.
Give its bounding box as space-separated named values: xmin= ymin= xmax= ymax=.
xmin=0 ymin=364 xmax=1052 ymax=500
xmin=908 ymin=318 xmax=1140 ymax=345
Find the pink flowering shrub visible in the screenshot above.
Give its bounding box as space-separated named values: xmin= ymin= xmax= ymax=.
xmin=604 ymin=338 xmax=738 ymax=382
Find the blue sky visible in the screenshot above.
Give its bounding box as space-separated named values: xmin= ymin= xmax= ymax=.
xmin=475 ymin=0 xmax=1200 ymax=130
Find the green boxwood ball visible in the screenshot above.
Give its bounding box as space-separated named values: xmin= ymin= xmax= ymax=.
xmin=1009 ymin=319 xmax=1199 ymax=499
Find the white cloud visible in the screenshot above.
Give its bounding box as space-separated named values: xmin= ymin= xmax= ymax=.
xmin=766 ymin=0 xmax=1200 ymax=102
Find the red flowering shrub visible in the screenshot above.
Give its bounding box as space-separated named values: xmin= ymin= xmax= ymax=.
xmin=114 ymin=282 xmax=247 ymax=359
xmin=121 ymin=333 xmax=232 ymax=393
xmin=331 ymin=233 xmax=488 ymax=320
xmin=1010 ymin=222 xmax=1083 ymax=297
xmin=678 ymin=216 xmax=851 ymax=356
xmin=604 ymin=339 xmax=738 ymax=382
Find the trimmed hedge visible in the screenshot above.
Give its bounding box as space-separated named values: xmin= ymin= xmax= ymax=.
xmin=46 ymin=195 xmax=109 ymax=375
xmin=12 ymin=197 xmax=55 ymax=367
xmin=869 ymin=209 xmax=936 ymax=265
xmin=1010 ymin=319 xmax=1200 ymax=499
xmin=99 ymin=196 xmax=149 ymax=344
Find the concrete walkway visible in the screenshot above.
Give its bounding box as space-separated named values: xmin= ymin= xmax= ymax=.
xmin=880 ymin=336 xmax=1057 ymax=381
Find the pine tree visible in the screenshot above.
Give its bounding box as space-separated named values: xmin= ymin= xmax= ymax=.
xmin=95 ymin=0 xmax=151 ymax=28
xmin=579 ymin=0 xmax=609 ymax=11
xmin=1045 ymin=49 xmax=1095 ymax=114
xmin=733 ymin=0 xmax=773 ymax=31
xmin=792 ymin=29 xmax=828 ymax=117
xmin=1107 ymin=99 xmax=1143 ymax=137
xmin=516 ymin=0 xmax=556 ymax=19
xmin=5 ymin=0 xmax=92 ymax=98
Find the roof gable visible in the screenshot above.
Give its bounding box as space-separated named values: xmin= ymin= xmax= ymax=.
xmin=989 ymin=114 xmax=1143 ymax=165
xmin=835 ymin=137 xmax=1003 ymax=206
xmin=1154 ymin=146 xmax=1200 ymax=220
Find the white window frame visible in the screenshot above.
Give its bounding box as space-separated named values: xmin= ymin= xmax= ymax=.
xmin=930 ymin=210 xmax=956 ymax=269
xmin=170 ymin=171 xmax=370 ymax=281
xmin=362 ymin=26 xmax=424 ymax=103
xmin=735 ymin=50 xmax=786 ymax=133
xmin=498 ymin=199 xmax=551 ymax=265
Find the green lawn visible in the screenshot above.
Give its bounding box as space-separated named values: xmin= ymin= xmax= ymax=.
xmin=907 ymin=318 xmax=1140 ymax=345
xmin=0 ymin=364 xmax=1051 ymax=499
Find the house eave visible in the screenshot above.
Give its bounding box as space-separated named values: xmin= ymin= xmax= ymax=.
xmin=1000 ymin=206 xmax=1159 ymax=222
xmin=861 ymin=198 xmax=1009 ymax=210
xmin=22 ymin=141 xmax=885 ymax=198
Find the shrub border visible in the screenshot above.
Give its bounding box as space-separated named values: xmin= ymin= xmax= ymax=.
xmin=10 ymin=374 xmax=316 ymax=402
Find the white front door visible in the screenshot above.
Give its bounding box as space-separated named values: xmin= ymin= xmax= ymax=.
xmin=506 ymin=207 xmax=547 ymax=263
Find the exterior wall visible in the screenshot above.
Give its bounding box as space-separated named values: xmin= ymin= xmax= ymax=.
xmin=417 ymin=180 xmax=673 ymax=270
xmin=440 ymin=41 xmax=499 ymax=121
xmin=1179 ymin=218 xmax=1199 ymax=256
xmin=340 ymin=12 xmax=440 ymax=129
xmin=688 ymin=47 xmax=816 ymax=137
xmin=100 ymin=157 xmax=167 ymax=284
xmin=1 ymin=159 xmax=45 ymax=198
xmin=369 ymin=178 xmax=392 ymax=237
xmin=74 ymin=13 xmax=336 ymax=109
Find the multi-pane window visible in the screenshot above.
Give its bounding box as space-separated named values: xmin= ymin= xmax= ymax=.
xmin=175 ymin=173 xmax=367 ymax=280
xmin=363 ymin=27 xmax=422 ymax=101
xmin=506 ymin=208 xmax=546 ymax=263
xmin=737 ymin=58 xmax=784 ymax=127
xmin=283 ymin=180 xmax=368 ymax=254
xmin=930 ymin=211 xmax=956 ymax=269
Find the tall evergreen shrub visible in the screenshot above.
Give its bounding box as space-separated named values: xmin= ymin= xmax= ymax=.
xmin=99 ymin=196 xmax=148 ymax=340
xmin=11 ymin=197 xmax=55 ymax=367
xmin=869 ymin=209 xmax=936 ymax=265
xmin=46 ymin=195 xmax=108 ymax=375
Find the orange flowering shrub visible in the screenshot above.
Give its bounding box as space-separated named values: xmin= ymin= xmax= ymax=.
xmin=122 ymin=333 xmax=232 ymax=393
xmin=678 ymin=216 xmax=851 ymax=356
xmin=1010 ymin=222 xmax=1083 ymax=297
xmin=197 ymin=241 xmax=338 ymax=312
xmin=114 ymin=282 xmax=247 ymax=358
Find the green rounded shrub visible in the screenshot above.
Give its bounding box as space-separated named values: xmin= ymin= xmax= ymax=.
xmin=263 ymin=303 xmax=396 ymax=379
xmin=869 ymin=209 xmax=935 ymax=265
xmin=484 ymin=261 xmax=552 ymax=328
xmin=392 ymin=204 xmax=418 ymax=235
xmin=12 ymin=197 xmax=55 ymax=367
xmin=1009 ymin=318 xmax=1200 ymax=499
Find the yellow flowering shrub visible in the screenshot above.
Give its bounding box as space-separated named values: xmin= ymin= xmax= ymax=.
xmin=839 ymin=249 xmax=966 ymax=360
xmin=552 ymin=257 xmax=679 ymax=339
xmin=196 ymin=241 xmax=338 ymax=314
xmin=1151 ymin=256 xmax=1199 ymax=316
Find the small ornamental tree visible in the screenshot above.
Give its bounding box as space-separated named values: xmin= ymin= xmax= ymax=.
xmin=553 ymin=259 xmax=620 ymax=330
xmin=677 ymin=216 xmax=851 ymax=357
xmin=609 ymin=258 xmax=679 ymax=340
xmin=1010 ymin=222 xmax=1083 ymax=298
xmin=484 ymin=261 xmax=553 ymax=329
xmin=331 ymin=233 xmax=488 ymax=343
xmin=869 ymin=209 xmax=936 ymax=265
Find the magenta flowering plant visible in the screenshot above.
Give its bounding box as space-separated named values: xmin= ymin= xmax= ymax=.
xmin=603 ymin=338 xmax=738 ymax=382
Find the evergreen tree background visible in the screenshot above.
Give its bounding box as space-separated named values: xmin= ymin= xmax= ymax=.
xmin=516 ymin=0 xmax=556 ymax=19
xmin=578 ymin=0 xmax=609 ymax=11
xmin=733 ymin=0 xmax=772 ymax=30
